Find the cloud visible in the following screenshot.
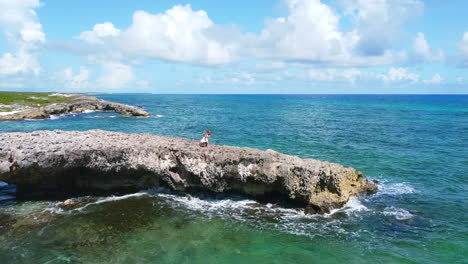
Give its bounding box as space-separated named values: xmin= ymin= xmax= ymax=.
xmin=0 ymin=51 xmax=41 ymax=75
xmin=55 ymin=64 xmax=147 ymax=90
xmin=341 ymin=68 xmax=366 ymax=83
xmin=459 ymin=32 xmax=468 ymax=65
xmin=460 ymin=32 xmax=468 ymax=55
xmin=423 ymin=73 xmax=443 ymax=84
xmin=73 ymin=0 xmax=422 ymax=67
xmin=57 ymin=67 xmax=90 ymax=89
xmin=307 ymin=68 xmax=367 ymax=83
xmin=255 ymin=0 xmax=356 ymax=63
xmin=77 ymin=22 xmax=121 ymax=44
xmin=304 ymin=67 xmax=448 ymax=85
xmin=97 ymin=63 xmax=134 ymax=88
xmin=0 ymin=0 xmax=45 ymax=75
xmin=194 ymin=65 xmax=449 ymax=88
xmin=255 ymin=61 xmax=287 ymax=70
xmin=343 ymin=0 xmax=424 ymax=56
xmin=78 ymin=5 xmax=240 ymax=65
xmin=308 ymin=69 xmax=337 ymax=81
xmin=378 ymin=67 xmax=419 ymax=82
xmin=412 ymin=32 xmax=443 ymax=62
xmin=198 ymin=72 xmax=257 ymax=86
xmin=252 ymin=0 xmax=407 ymax=66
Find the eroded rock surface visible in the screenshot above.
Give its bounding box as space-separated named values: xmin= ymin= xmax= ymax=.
xmin=0 ymin=95 xmax=150 ymax=121
xmin=0 ymin=130 xmax=376 ymax=213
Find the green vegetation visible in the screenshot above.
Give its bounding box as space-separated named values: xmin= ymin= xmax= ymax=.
xmin=0 ymin=108 xmax=13 ymax=112
xmin=0 ymin=91 xmax=80 ymax=106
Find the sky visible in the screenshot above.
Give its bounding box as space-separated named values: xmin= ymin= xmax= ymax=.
xmin=0 ymin=0 xmax=467 ymax=94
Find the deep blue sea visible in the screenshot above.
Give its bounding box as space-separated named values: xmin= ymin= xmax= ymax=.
xmin=0 ymin=94 xmax=467 ymax=263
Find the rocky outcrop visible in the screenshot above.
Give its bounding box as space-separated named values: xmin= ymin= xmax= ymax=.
xmin=0 ymin=130 xmax=376 ymax=213
xmin=0 ymin=96 xmax=150 ymax=121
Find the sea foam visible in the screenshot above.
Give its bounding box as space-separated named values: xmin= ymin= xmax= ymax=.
xmin=327 ymin=197 xmax=370 ymax=216
xmin=38 ymin=188 xmax=377 ymax=238
xmin=377 ymin=182 xmax=417 ymax=196
xmin=383 ymin=206 xmax=413 ymax=220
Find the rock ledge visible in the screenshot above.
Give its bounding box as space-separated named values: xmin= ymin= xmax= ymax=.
xmin=0 ymin=130 xmax=376 ymax=213
xmin=0 ymin=95 xmax=150 ymax=121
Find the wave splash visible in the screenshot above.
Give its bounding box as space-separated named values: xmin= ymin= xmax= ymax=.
xmin=3 ymin=180 xmax=417 ymax=238
xmin=39 ymin=188 xmax=376 ymax=238
xmin=383 ymin=206 xmax=414 ymax=220
xmin=376 ymin=181 xmax=417 ymax=196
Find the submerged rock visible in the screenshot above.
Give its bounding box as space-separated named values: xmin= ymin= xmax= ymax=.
xmin=0 ymin=130 xmax=376 ymax=213
xmin=58 ymin=196 xmax=99 ymax=210
xmin=60 ymin=199 xmax=78 ymax=210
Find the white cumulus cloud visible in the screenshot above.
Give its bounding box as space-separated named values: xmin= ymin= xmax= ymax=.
xmin=412 ymin=32 xmax=443 ymax=62
xmin=74 ymin=0 xmax=425 ymax=67
xmin=256 ymin=0 xmax=356 ymax=63
xmin=0 ymin=0 xmax=45 ymax=75
xmin=57 ymin=67 xmax=90 ymax=89
xmin=97 ymin=63 xmax=135 ymax=89
xmin=343 ymin=0 xmax=424 ymax=56
xmin=78 ymin=5 xmax=240 ymax=65
xmin=77 ymin=22 xmax=121 ymax=44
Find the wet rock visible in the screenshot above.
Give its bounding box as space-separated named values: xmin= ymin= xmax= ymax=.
xmin=0 ymin=211 xmax=61 ymax=237
xmin=60 ymin=199 xmax=78 ymax=210
xmin=0 ymin=212 xmax=15 ymax=229
xmin=0 ymin=130 xmax=377 ymax=213
xmin=58 ymin=196 xmax=99 ymax=210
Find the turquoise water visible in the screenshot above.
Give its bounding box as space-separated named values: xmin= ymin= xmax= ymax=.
xmin=0 ymin=94 xmax=467 ymax=263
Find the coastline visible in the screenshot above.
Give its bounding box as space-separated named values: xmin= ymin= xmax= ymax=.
xmin=0 ymin=92 xmax=150 ymax=121
xmin=0 ymin=129 xmax=376 ymax=213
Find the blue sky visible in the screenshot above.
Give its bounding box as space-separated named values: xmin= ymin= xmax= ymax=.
xmin=0 ymin=0 xmax=467 ymax=94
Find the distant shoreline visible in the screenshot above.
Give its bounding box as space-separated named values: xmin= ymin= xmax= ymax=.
xmin=1 ymin=91 xmax=466 ymax=96
xmin=0 ymin=91 xmax=150 ymax=121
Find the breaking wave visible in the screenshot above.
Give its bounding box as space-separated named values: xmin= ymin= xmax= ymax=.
xmin=382 ymin=206 xmax=414 ymax=220
xmin=38 ymin=188 xmax=378 ymax=238
xmin=5 ymin=180 xmax=418 ymax=239
xmin=376 ymin=181 xmax=417 ymax=196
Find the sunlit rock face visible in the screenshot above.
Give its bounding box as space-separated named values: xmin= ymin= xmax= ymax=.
xmin=0 ymin=95 xmax=150 ymax=121
xmin=0 ymin=130 xmax=376 ymax=213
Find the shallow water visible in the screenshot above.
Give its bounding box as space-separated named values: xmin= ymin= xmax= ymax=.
xmin=0 ymin=94 xmax=467 ymax=263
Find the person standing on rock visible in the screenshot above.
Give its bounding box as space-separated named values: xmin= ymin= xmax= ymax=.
xmin=200 ymin=129 xmax=211 ymax=147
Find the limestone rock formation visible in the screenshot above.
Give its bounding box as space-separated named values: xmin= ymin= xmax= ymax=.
xmin=0 ymin=96 xmax=150 ymax=121
xmin=0 ymin=130 xmax=377 ymax=213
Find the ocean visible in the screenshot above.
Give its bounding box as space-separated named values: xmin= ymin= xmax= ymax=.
xmin=0 ymin=94 xmax=467 ymax=263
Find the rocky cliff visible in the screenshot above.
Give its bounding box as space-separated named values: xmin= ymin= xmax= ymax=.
xmin=0 ymin=130 xmax=376 ymax=213
xmin=0 ymin=95 xmax=150 ymax=121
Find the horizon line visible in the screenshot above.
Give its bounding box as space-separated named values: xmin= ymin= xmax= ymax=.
xmin=1 ymin=91 xmax=468 ymax=96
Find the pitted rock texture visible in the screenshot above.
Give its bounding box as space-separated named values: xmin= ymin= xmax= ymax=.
xmin=0 ymin=130 xmax=376 ymax=213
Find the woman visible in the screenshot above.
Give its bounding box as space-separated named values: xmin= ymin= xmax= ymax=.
xmin=199 ymin=129 xmax=211 ymax=147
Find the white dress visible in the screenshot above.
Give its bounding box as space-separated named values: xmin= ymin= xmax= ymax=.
xmin=200 ymin=135 xmax=209 ymax=143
